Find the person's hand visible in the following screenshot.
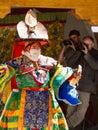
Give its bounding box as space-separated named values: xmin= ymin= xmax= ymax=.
xmin=81 ymin=44 xmax=88 ymax=54
xmin=69 ymin=41 xmax=76 ymax=51
xmin=68 ymin=65 xmax=82 ymax=88
xmin=74 ymin=64 xmax=82 ymax=78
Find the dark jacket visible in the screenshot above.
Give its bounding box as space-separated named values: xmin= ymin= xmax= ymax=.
xmin=63 ymin=47 xmax=98 ymax=94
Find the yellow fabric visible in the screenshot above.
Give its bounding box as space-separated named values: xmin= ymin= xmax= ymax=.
xmin=0 ymin=121 xmax=18 ymax=128
xmin=4 ymin=110 xmax=19 ymax=116
xmin=0 ymin=65 xmax=15 ymax=94
xmin=49 ymin=88 xmax=68 ymax=128
xmin=18 ymin=89 xmax=26 ymax=128
xmin=48 ymin=94 xmax=53 ymax=129
xmin=0 ymin=66 xmax=10 ymax=93
xmin=2 ymin=81 xmax=11 ymax=104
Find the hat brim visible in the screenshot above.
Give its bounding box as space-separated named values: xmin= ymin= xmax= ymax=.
xmin=16 ymin=38 xmax=48 ymax=46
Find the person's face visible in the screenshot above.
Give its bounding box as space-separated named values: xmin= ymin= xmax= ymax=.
xmin=69 ymin=34 xmax=80 ymax=44
xmin=83 ymin=38 xmax=94 ymax=50
xmin=23 ymin=42 xmax=41 ymax=62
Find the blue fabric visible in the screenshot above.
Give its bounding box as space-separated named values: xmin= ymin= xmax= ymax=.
xmin=58 ymin=81 xmax=81 ymax=106
xmin=24 ymin=90 xmax=49 ymax=128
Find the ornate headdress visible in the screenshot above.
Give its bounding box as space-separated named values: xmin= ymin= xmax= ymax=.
xmin=17 ymin=9 xmax=48 ymax=45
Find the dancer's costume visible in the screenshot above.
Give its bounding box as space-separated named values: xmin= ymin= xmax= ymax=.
xmin=0 ymin=55 xmax=81 ymax=130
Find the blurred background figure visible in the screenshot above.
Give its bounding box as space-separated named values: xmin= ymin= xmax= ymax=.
xmin=58 ymin=34 xmax=98 ymax=130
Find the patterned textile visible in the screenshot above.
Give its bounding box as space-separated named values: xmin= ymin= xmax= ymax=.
xmin=0 ymin=26 xmax=17 ymax=63
xmin=58 ymin=81 xmax=81 ymax=105
xmin=24 ymin=90 xmax=49 ymax=128
xmin=0 ymin=57 xmax=80 ymax=130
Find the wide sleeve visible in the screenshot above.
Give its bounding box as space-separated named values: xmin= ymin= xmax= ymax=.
xmin=0 ymin=64 xmax=15 ymax=103
xmin=50 ymin=64 xmax=81 ymax=106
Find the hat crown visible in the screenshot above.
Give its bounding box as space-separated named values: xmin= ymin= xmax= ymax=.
xmin=25 ymin=9 xmax=37 ymax=27
xmin=17 ymin=9 xmax=48 ymax=41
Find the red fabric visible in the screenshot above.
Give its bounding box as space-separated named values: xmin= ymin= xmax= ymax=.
xmin=40 ymin=41 xmax=48 ymax=46
xmin=11 ymin=42 xmax=25 ymax=89
xmin=12 ymin=42 xmax=25 ymax=58
xmin=32 ymin=128 xmax=40 ymax=130
xmin=11 ymin=76 xmax=18 ymax=89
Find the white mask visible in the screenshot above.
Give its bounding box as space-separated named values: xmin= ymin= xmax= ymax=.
xmin=22 ymin=48 xmax=41 ymax=62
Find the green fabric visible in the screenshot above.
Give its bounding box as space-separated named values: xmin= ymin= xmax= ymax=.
xmin=6 ymin=91 xmax=21 ymax=110
xmin=53 ymin=124 xmax=67 ymax=130
xmin=2 ymin=116 xmax=18 ymax=122
xmin=0 ymin=65 xmax=15 ymax=106
xmin=53 ymin=112 xmax=64 ymax=119
xmin=52 ymin=67 xmax=73 ymax=96
xmin=0 ymin=128 xmax=17 ymax=130
xmin=0 ymin=65 xmax=15 ymax=89
xmin=0 ymin=12 xmax=67 ymax=25
xmin=16 ymin=71 xmax=50 ymax=89
xmin=0 ymin=26 xmax=16 ymax=63
xmin=16 ymin=73 xmax=36 ymax=88
xmin=0 ymin=65 xmax=68 ymax=130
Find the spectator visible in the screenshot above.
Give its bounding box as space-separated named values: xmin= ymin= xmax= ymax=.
xmin=58 ymin=29 xmax=82 ymax=65
xmin=58 ymin=34 xmax=98 ymax=130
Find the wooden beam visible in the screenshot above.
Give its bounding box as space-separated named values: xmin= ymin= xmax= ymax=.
xmin=0 ymin=0 xmax=98 ymax=25
xmin=74 ymin=7 xmax=98 ymax=25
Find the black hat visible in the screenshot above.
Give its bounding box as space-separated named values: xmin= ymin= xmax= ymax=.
xmin=69 ymin=30 xmax=80 ymax=37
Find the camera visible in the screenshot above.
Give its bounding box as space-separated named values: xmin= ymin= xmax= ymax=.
xmin=62 ymin=39 xmax=72 ymax=46
xmin=78 ymin=43 xmax=85 ymax=50
xmin=83 ymin=43 xmax=88 ymax=49
xmin=79 ymin=43 xmax=88 ymax=50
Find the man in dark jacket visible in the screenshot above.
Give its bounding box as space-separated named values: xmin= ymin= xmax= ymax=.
xmin=58 ymin=33 xmax=98 ymax=130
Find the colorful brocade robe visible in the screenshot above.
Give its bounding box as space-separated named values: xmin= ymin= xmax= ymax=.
xmin=0 ymin=55 xmax=80 ymax=130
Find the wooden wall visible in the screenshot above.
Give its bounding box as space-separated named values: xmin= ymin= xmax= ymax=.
xmin=0 ymin=0 xmax=98 ymax=25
